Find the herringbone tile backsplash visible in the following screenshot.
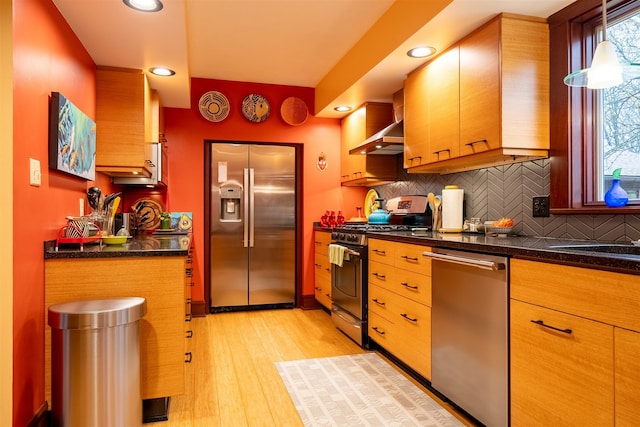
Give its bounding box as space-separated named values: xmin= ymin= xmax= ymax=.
xmin=373 ymin=157 xmax=640 ymax=242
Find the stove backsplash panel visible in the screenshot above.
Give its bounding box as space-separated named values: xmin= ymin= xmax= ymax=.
xmin=372 ymin=157 xmax=640 ymax=242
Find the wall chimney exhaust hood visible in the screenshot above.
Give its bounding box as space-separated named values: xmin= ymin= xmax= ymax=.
xmin=349 ymin=120 xmax=404 ymax=155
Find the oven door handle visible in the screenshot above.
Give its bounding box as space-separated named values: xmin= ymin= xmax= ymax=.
xmin=422 ymin=251 xmax=505 ymax=271
xmin=330 ymin=244 xmax=361 ymax=257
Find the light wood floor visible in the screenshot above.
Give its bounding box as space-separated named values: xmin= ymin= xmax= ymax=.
xmin=149 ymin=308 xmax=476 ymax=427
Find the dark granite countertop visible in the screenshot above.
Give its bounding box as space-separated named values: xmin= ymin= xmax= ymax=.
xmin=44 ymin=233 xmax=191 ymax=259
xmin=315 ymin=226 xmax=640 ymax=276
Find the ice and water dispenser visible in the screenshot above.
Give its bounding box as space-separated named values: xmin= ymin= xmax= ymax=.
xmin=220 ymin=182 xmax=242 ymax=221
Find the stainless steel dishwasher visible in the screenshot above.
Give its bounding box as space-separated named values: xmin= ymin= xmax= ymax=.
xmin=423 ymin=248 xmax=509 ymax=427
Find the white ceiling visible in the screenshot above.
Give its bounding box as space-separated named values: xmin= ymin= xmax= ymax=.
xmin=52 ymin=0 xmax=575 ymax=118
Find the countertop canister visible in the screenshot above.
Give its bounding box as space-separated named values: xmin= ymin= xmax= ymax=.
xmin=441 ymin=185 xmax=464 ymax=231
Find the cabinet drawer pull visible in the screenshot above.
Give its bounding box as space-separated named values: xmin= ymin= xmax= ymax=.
xmin=372 ymin=298 xmax=386 ymax=306
xmin=408 ymin=155 xmax=422 ymax=162
xmin=372 ymin=326 xmax=385 ymax=335
xmin=186 ymin=330 xmax=193 ymax=338
xmin=400 ymin=282 xmax=418 ymax=290
xmin=372 ymin=272 xmax=386 ymax=279
xmin=185 ymin=313 xmax=192 ymax=322
xmin=400 ymin=313 xmax=418 ymax=322
xmin=372 ymin=249 xmax=386 ymax=255
xmin=315 ymin=286 xmax=322 ymax=291
xmin=314 ymin=263 xmax=321 ymax=268
xmin=325 ymin=293 xmax=331 ymax=298
xmin=324 ymin=268 xmax=331 ymax=273
xmin=185 ymin=352 xmax=193 ymax=363
xmin=433 ymin=148 xmax=451 ymax=155
xmin=464 ymin=139 xmax=488 ymax=147
xmin=531 ymin=319 xmax=572 ymax=335
xmin=400 ymin=255 xmax=418 ymax=262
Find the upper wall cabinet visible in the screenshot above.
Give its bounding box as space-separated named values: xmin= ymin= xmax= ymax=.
xmin=404 ymin=14 xmax=550 ymax=174
xmin=340 ymin=102 xmax=397 ymax=187
xmin=96 ymin=67 xmax=158 ymax=177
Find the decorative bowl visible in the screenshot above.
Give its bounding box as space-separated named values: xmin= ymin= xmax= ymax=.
xmin=490 ymin=227 xmax=513 ymax=236
xmin=102 ymin=235 xmax=128 ymax=245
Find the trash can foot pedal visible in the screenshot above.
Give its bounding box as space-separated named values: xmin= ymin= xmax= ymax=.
xmin=143 ymin=397 xmax=170 ymax=423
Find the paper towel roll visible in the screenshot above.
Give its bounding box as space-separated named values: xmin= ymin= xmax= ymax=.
xmin=442 ymin=186 xmax=464 ymax=230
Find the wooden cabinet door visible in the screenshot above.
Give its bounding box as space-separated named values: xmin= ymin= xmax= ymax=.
xmin=615 ymin=327 xmax=640 ymax=426
xmin=339 ymin=103 xmax=394 ymax=184
xmin=459 ymin=18 xmax=500 ymax=156
xmin=404 ymin=64 xmax=429 ymax=169
xmin=96 ymin=67 xmax=153 ymax=176
xmin=314 ymin=231 xmax=332 ymax=309
xmin=511 ymin=299 xmax=614 ymax=427
xmin=426 ymin=46 xmax=459 ymax=163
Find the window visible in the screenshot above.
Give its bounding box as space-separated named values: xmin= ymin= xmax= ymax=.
xmin=549 ymin=0 xmax=640 ymax=213
xmin=597 ymin=11 xmax=640 ymax=200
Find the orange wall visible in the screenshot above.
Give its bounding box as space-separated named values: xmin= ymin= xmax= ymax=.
xmin=163 ymin=78 xmax=365 ymax=307
xmin=12 ymin=1 xmax=112 ymax=425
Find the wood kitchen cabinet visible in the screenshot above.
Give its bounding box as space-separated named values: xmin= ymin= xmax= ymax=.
xmin=340 ymin=103 xmax=397 ymax=186
xmin=368 ymin=239 xmax=432 ymax=379
xmin=44 ymin=255 xmax=188 ymax=403
xmin=404 ymin=14 xmax=549 ymax=174
xmin=313 ymin=230 xmax=332 ymax=309
xmin=96 ymin=66 xmax=159 ymax=177
xmin=510 ymin=259 xmax=640 ymax=426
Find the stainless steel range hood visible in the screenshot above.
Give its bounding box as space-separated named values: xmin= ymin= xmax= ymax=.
xmin=349 ymin=120 xmax=404 ymax=155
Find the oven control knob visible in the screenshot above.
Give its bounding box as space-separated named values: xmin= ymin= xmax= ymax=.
xmin=347 ymin=234 xmax=356 ymax=242
xmin=337 ymin=233 xmax=345 ymax=240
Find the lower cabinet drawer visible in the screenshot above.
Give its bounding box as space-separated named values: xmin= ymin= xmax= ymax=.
xmin=511 ymin=299 xmax=614 ymax=426
xmin=368 ymin=306 xmax=431 ymax=379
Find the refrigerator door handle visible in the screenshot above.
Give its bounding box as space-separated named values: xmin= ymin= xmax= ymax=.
xmin=243 ymin=168 xmax=249 ymax=247
xmin=249 ymin=168 xmax=255 ymax=247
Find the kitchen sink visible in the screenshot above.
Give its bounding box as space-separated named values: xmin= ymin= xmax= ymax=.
xmin=549 ymin=243 xmax=640 ymax=255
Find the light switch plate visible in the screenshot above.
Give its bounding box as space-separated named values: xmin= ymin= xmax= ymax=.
xmin=29 ymin=158 xmax=41 ymax=186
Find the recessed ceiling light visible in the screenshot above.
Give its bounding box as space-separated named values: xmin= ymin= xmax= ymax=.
xmin=407 ymin=46 xmax=436 ymax=59
xmin=334 ymin=106 xmax=352 ymax=112
xmin=149 ymin=67 xmax=175 ymax=76
xmin=123 ymin=0 xmax=163 ymax=12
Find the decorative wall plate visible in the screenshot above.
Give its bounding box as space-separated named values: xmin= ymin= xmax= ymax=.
xmin=280 ymin=96 xmax=309 ymax=126
xmin=241 ymin=94 xmax=270 ymax=123
xmin=132 ymin=198 xmax=165 ymax=230
xmin=199 ymin=91 xmax=230 ymax=122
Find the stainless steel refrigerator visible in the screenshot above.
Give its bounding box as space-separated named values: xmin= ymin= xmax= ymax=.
xmin=209 ymin=143 xmax=296 ymax=310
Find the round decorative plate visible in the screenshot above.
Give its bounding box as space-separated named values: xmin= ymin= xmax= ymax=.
xmin=241 ymin=94 xmax=270 ymax=123
xmin=132 ymin=198 xmax=165 ymax=230
xmin=280 ymin=96 xmax=309 ymax=126
xmin=363 ymin=189 xmax=379 ymax=219
xmin=199 ymin=91 xmax=230 ymax=122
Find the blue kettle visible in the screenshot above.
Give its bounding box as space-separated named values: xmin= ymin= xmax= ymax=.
xmin=368 ymin=198 xmax=392 ymax=224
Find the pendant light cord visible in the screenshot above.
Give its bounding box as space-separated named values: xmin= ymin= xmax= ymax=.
xmin=602 ymin=0 xmax=608 ymax=41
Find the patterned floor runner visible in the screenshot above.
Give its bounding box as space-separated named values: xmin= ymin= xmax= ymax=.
xmin=275 ymin=352 xmax=465 ymax=427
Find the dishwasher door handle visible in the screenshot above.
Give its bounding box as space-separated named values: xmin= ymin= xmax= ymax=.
xmin=422 ymin=251 xmax=505 ymax=271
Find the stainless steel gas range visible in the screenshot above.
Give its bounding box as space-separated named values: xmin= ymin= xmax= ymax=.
xmin=329 ymin=221 xmax=431 ymax=348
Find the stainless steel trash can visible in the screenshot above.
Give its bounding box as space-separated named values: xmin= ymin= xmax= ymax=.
xmin=48 ymin=297 xmax=147 ymax=427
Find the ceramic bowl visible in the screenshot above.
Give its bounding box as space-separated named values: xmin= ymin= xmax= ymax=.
xmin=102 ymin=235 xmax=128 ymax=245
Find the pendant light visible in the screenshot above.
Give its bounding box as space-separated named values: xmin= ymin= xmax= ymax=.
xmin=564 ymin=0 xmax=640 ymax=89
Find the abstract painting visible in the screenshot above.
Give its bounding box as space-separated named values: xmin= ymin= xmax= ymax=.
xmin=49 ymin=92 xmax=96 ymax=180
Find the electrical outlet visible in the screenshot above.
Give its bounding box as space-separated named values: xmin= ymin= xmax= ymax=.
xmin=533 ymin=195 xmax=550 ymax=217
xmin=29 ymin=158 xmax=41 ymax=186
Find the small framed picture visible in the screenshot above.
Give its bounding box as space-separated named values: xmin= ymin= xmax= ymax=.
xmin=49 ymin=92 xmax=96 ymax=180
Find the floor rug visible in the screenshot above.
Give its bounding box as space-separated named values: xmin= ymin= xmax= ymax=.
xmin=275 ymin=352 xmax=465 ymax=427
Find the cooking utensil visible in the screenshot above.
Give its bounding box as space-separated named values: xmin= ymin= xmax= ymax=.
xmin=102 ymin=192 xmax=122 ymax=212
xmin=433 ymin=196 xmax=442 ymax=230
xmin=87 ymin=187 xmax=101 ymax=210
xmin=106 ymin=196 xmax=120 ymax=236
